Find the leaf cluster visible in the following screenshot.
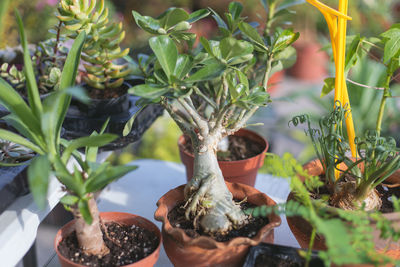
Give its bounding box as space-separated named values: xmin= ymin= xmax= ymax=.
xmin=0 ymin=140 xmax=35 ymax=166
xmin=247 ymin=153 xmax=400 ymax=267
xmin=0 ymin=12 xmax=136 ymax=224
xmin=57 ymin=0 xmax=131 ymax=90
xmin=126 ymin=1 xmax=299 ymax=138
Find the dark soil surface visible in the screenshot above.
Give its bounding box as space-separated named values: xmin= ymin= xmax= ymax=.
xmin=168 ymin=201 xmax=269 ymax=242
xmin=310 ymin=175 xmax=400 ymax=213
xmin=58 ymin=222 xmax=159 ymax=266
xmin=182 ymin=135 xmax=264 ymax=161
xmin=88 ymin=85 xmax=128 ymax=99
xmin=255 ymin=253 xmax=302 ymax=267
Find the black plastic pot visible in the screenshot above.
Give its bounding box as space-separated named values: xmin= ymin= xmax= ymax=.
xmin=0 ymin=163 xmax=31 ymax=213
xmin=243 ymin=243 xmax=325 ymax=267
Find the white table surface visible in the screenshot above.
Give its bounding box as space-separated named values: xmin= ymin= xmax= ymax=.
xmin=96 ymin=159 xmax=299 ymax=267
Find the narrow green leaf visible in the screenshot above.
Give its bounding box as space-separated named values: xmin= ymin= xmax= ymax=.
xmin=0 ymin=129 xmax=44 ymax=154
xmin=229 ymin=2 xmax=243 ymax=20
xmin=381 ymin=27 xmax=400 ymax=63
xmin=123 ymin=105 xmax=146 ymax=136
xmin=149 ymin=35 xmax=178 ymax=80
xmin=60 ymin=195 xmax=79 ymax=206
xmin=321 ymin=77 xmax=335 ymax=97
xmin=187 ymin=9 xmax=210 ymax=23
xmin=129 ymin=84 xmax=169 ymax=99
xmin=238 ymin=22 xmax=267 ymax=52
xmin=28 ymin=155 xmax=51 ymax=209
xmin=15 ymin=9 xmax=42 ymax=118
xmin=78 ymin=199 xmax=93 ymax=225
xmin=85 ymin=165 xmax=138 ymax=193
xmin=185 ymin=63 xmax=226 ymax=83
xmin=158 ymin=8 xmax=189 ymax=29
xmin=173 ymin=54 xmax=193 ymax=79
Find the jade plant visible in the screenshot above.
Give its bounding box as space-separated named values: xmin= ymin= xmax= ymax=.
xmin=57 ymin=0 xmax=131 ymax=91
xmin=247 ymin=153 xmax=400 ymax=267
xmin=127 ymin=0 xmax=299 ymax=234
xmin=0 ymin=13 xmax=136 ymax=256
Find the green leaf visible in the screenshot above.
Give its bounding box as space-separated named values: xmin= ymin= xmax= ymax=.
xmin=321 ymin=77 xmax=335 ymax=97
xmin=238 ymin=22 xmax=267 ymax=52
xmin=272 ymin=29 xmax=299 ymax=53
xmin=276 ymin=0 xmax=305 ymax=12
xmin=200 ymin=37 xmax=215 ymax=57
xmin=158 ymin=8 xmax=189 ymax=29
xmin=209 ymin=8 xmax=228 ymax=30
xmin=228 ymin=2 xmax=243 ymax=20
xmin=132 ymin=10 xmax=162 ymax=34
xmin=185 ymin=63 xmax=226 ymax=83
xmin=15 ymin=9 xmax=42 ymax=118
xmin=61 ymin=134 xmax=118 ymax=163
xmin=381 ymin=26 xmax=400 ymax=63
xmin=173 ymin=54 xmax=193 ymax=79
xmin=0 ymin=129 xmax=44 ymax=154
xmin=78 ymin=199 xmax=93 ymax=225
xmin=345 ymin=35 xmax=363 ymax=73
xmin=28 ymin=155 xmax=51 ymax=209
xmin=84 ymin=165 xmax=138 ymax=193
xmin=220 ymin=37 xmax=254 ymax=62
xmin=129 ymin=84 xmax=169 ymax=99
xmin=60 ymin=195 xmax=79 ymax=206
xmin=123 ymin=105 xmax=146 ymax=136
xmin=187 ymin=9 xmax=210 ymax=23
xmin=149 ymin=35 xmax=178 ymax=80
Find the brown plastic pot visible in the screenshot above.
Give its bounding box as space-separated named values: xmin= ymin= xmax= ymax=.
xmin=154 ymin=182 xmax=281 ymax=267
xmin=178 ymin=129 xmax=268 ymax=187
xmin=54 ymin=212 xmax=162 ymax=267
xmin=287 ymin=159 xmax=400 ymax=258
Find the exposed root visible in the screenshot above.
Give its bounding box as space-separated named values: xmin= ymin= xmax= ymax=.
xmin=331 ymin=182 xmax=382 ymax=211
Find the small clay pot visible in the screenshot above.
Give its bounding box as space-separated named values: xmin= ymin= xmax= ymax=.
xmin=178 ymin=129 xmax=268 ymax=187
xmin=154 ymin=182 xmax=281 ymax=267
xmin=287 ymin=159 xmax=400 ymax=258
xmin=55 ymin=212 xmax=162 ymax=267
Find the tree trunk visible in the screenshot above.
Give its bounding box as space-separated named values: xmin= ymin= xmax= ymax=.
xmin=184 ymin=136 xmax=247 ymax=234
xmin=74 ymin=198 xmax=110 ymax=256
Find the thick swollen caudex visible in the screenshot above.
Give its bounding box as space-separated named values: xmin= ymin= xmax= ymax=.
xmin=73 ymin=198 xmax=110 ymax=256
xmin=184 ymin=137 xmax=247 ymax=234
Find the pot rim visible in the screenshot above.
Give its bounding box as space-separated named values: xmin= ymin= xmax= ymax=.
xmin=178 ymin=128 xmax=269 ymax=164
xmin=154 ymin=182 xmax=281 ymax=250
xmin=54 ymin=211 xmax=162 ymax=267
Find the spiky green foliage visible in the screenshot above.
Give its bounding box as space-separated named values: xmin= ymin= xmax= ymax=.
xmin=289 ymin=102 xmax=400 ymax=209
xmin=246 ymin=153 xmax=400 ymax=267
xmin=0 ymin=140 xmax=35 ymax=166
xmin=57 ymin=0 xmax=130 ymax=90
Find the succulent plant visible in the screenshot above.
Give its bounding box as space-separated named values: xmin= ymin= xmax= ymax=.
xmin=57 ymin=0 xmax=131 ymax=90
xmin=0 ymin=140 xmax=35 ymax=165
xmin=0 ymin=63 xmax=25 ymax=90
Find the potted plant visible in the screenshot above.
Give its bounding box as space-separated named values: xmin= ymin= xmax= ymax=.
xmin=128 ymin=1 xmax=298 ymax=265
xmin=56 ymin=0 xmax=163 ymax=147
xmin=245 ymin=153 xmax=400 ymax=267
xmin=0 ymin=13 xmax=161 ymax=266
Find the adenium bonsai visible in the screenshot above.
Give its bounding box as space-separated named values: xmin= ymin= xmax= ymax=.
xmin=128 ymin=1 xmax=298 ymax=234
xmin=0 ymin=13 xmax=136 ymax=256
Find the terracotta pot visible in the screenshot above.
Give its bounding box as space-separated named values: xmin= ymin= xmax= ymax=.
xmin=55 ymin=212 xmax=162 ymax=267
xmin=154 ymin=182 xmax=281 ymax=267
xmin=287 ymin=42 xmax=329 ymax=82
xmin=178 ymin=129 xmax=268 ymax=187
xmin=267 ymin=70 xmax=285 ymax=95
xmin=287 ymin=159 xmax=400 ymax=258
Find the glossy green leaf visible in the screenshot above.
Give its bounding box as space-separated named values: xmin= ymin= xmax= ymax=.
xmin=15 ymin=10 xmax=42 ymax=118
xmin=381 ymin=25 xmax=400 ymax=63
xmin=149 ymin=35 xmax=178 ymax=80
xmin=185 ymin=63 xmax=226 ymax=83
xmin=123 ymin=105 xmax=146 ymax=136
xmin=345 ymin=35 xmax=363 ymax=73
xmin=28 ymin=155 xmax=51 ymax=209
xmin=85 ymin=165 xmax=138 ymax=193
xmin=228 ymin=2 xmax=243 ymax=20
xmin=187 ymin=9 xmax=210 ymax=23
xmin=321 ymin=77 xmax=335 ymax=98
xmin=173 ymin=54 xmax=193 ymax=79
xmin=272 ymin=29 xmax=299 ymax=53
xmin=132 ymin=10 xmax=162 ymax=34
xmin=158 ymin=8 xmax=189 ymax=29
xmin=78 ymin=199 xmax=93 ymax=225
xmin=129 ymin=84 xmax=169 ymax=99
xmin=209 ymin=8 xmax=228 ymax=30
xmin=238 ymin=22 xmax=267 ymax=52
xmin=219 ymin=37 xmax=254 ymax=61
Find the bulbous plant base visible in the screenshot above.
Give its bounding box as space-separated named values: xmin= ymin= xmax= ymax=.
xmin=287 ymin=159 xmax=400 ymax=259
xmin=154 ymin=182 xmax=281 ymax=267
xmin=55 ymin=212 xmax=162 ymax=267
